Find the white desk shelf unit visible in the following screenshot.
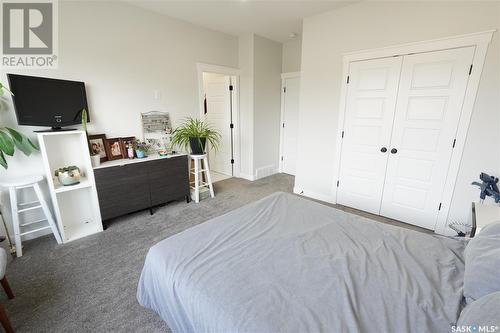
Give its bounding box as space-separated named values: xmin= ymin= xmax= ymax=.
xmin=38 ymin=131 xmax=103 ymax=243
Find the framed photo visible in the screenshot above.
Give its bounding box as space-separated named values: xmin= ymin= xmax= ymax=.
xmin=88 ymin=134 xmax=108 ymax=162
xmin=105 ymin=138 xmax=125 ymax=160
xmin=120 ymin=136 xmax=135 ymax=157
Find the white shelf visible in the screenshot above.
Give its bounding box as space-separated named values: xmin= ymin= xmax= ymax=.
xmin=37 ymin=130 xmax=103 ymax=243
xmin=54 ymin=177 xmax=92 ymax=194
xmin=64 ymin=220 xmax=100 ymax=243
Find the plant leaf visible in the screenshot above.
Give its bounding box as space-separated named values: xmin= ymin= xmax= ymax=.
xmin=13 ymin=138 xmax=33 ymax=156
xmin=0 ymin=127 xmax=37 ymax=156
xmin=0 ymin=131 xmax=15 ymax=156
xmin=81 ymin=108 xmax=87 ymax=133
xmin=27 ymin=138 xmax=38 ymax=150
xmin=0 ymin=151 xmax=7 ymax=169
xmin=4 ymin=127 xmax=22 ymax=142
xmin=0 ymin=83 xmax=13 ymax=96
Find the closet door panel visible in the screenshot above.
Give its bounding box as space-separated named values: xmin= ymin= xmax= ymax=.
xmin=380 ymin=46 xmax=475 ymax=229
xmin=337 ymin=57 xmax=403 ymax=214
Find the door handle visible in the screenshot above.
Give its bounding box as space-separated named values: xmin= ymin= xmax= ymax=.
xmin=391 ymin=148 xmax=398 ymax=154
xmin=380 ymin=147 xmax=387 ymax=153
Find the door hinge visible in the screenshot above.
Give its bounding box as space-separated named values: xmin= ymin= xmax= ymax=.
xmin=438 ymin=202 xmax=442 ymax=211
xmin=341 ymin=131 xmax=344 ymax=138
xmin=337 ymin=180 xmax=340 ymax=187
xmin=283 ymin=87 xmax=286 ymax=93
xmin=346 ymin=76 xmax=350 ymax=84
xmin=452 ymin=138 xmax=456 ymax=148
xmin=468 ymin=64 xmax=473 ymax=75
xmin=229 ymin=85 xmax=233 ymax=91
xmin=282 ymin=123 xmax=285 ymax=128
xmin=230 ymin=123 xmax=234 ymax=129
xmin=281 ymin=156 xmax=284 ymax=161
xmin=231 ymin=159 xmax=234 ymax=164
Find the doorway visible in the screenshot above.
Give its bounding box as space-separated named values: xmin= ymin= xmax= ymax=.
xmin=197 ymin=63 xmax=240 ymax=183
xmin=279 ymin=72 xmax=300 ymax=175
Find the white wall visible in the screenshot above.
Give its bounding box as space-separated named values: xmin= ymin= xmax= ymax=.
xmin=237 ymin=34 xmax=282 ymax=180
xmin=0 ymin=1 xmax=238 ymax=238
xmin=238 ymin=33 xmax=255 ymax=179
xmin=295 ymin=1 xmax=500 ymax=232
xmin=253 ymin=35 xmax=282 ymax=178
xmin=282 ymin=37 xmax=302 ymax=73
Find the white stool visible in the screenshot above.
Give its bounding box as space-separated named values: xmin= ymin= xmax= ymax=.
xmin=189 ymin=154 xmax=215 ymax=203
xmin=1 ymin=175 xmax=62 ymax=257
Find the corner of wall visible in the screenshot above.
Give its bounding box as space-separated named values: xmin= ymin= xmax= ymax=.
xmin=282 ymin=37 xmax=302 ymax=73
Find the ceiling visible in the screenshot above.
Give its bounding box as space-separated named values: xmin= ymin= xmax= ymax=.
xmin=126 ymin=0 xmax=356 ymax=43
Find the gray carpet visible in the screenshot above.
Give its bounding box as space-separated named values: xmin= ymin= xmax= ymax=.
xmin=3 ymin=173 xmax=429 ymax=332
xmin=4 ymin=174 xmax=294 ymax=332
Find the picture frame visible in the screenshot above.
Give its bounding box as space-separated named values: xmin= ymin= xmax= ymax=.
xmin=120 ymin=136 xmax=136 ymax=158
xmin=105 ymin=138 xmax=125 ymax=160
xmin=88 ymin=134 xmax=108 ymax=162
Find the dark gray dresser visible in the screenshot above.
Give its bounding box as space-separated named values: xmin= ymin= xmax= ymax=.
xmin=93 ymin=154 xmax=189 ymax=223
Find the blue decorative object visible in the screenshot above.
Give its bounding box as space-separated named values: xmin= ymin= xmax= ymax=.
xmin=472 ymin=173 xmax=500 ymax=203
xmin=136 ymin=150 xmax=146 ymax=159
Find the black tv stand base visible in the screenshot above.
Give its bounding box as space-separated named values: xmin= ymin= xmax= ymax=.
xmin=34 ymin=127 xmax=77 ymax=133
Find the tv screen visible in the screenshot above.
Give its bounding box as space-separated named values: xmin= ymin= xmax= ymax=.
xmin=7 ymin=74 xmax=89 ymax=129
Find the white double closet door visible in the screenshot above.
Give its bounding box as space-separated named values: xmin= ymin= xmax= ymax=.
xmin=337 ymin=46 xmax=474 ymax=230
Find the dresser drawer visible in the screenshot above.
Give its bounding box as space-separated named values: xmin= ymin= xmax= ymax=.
xmin=148 ymin=156 xmax=189 ymax=206
xmin=94 ymin=164 xmax=150 ymax=220
xmin=93 ymin=155 xmax=190 ymax=221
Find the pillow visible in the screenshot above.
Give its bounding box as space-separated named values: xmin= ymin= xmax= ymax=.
xmin=463 ymin=222 xmax=500 ymax=302
xmin=457 ymin=291 xmax=500 ymax=328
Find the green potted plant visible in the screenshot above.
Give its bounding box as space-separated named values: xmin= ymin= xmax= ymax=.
xmin=170 ymin=117 xmax=221 ymax=155
xmin=134 ymin=140 xmax=149 ymax=158
xmin=0 ymin=83 xmax=38 ymax=169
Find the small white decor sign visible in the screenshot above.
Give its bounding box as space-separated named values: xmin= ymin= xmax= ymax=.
xmin=141 ymin=111 xmax=172 ymax=153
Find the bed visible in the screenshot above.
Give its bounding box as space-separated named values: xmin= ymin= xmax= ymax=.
xmin=137 ymin=192 xmax=469 ymax=332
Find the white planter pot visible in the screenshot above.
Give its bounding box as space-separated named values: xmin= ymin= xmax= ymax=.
xmin=90 ymin=155 xmax=101 ymax=167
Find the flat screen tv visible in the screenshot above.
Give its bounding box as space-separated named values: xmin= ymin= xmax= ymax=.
xmin=7 ymin=74 xmax=89 ymax=131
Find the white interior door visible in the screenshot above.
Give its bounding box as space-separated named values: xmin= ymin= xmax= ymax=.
xmin=337 ymin=57 xmax=403 ymax=214
xmin=204 ymin=73 xmax=232 ymax=176
xmin=380 ymin=46 xmax=475 ymax=229
xmin=281 ymin=76 xmax=300 ymax=175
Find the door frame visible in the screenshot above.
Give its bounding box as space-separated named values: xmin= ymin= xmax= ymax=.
xmin=332 ymin=30 xmax=494 ymax=234
xmin=196 ymin=63 xmax=241 ymax=178
xmin=279 ymin=71 xmax=301 ymax=173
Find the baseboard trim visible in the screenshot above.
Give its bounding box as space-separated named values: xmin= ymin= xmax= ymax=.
xmin=238 ymin=173 xmax=255 ymax=181
xmin=255 ymin=165 xmax=277 ymax=180
xmin=293 ymin=186 xmax=336 ymax=204
xmin=254 ymin=168 xmax=278 ymax=180
xmin=239 ymin=168 xmax=280 ymax=182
